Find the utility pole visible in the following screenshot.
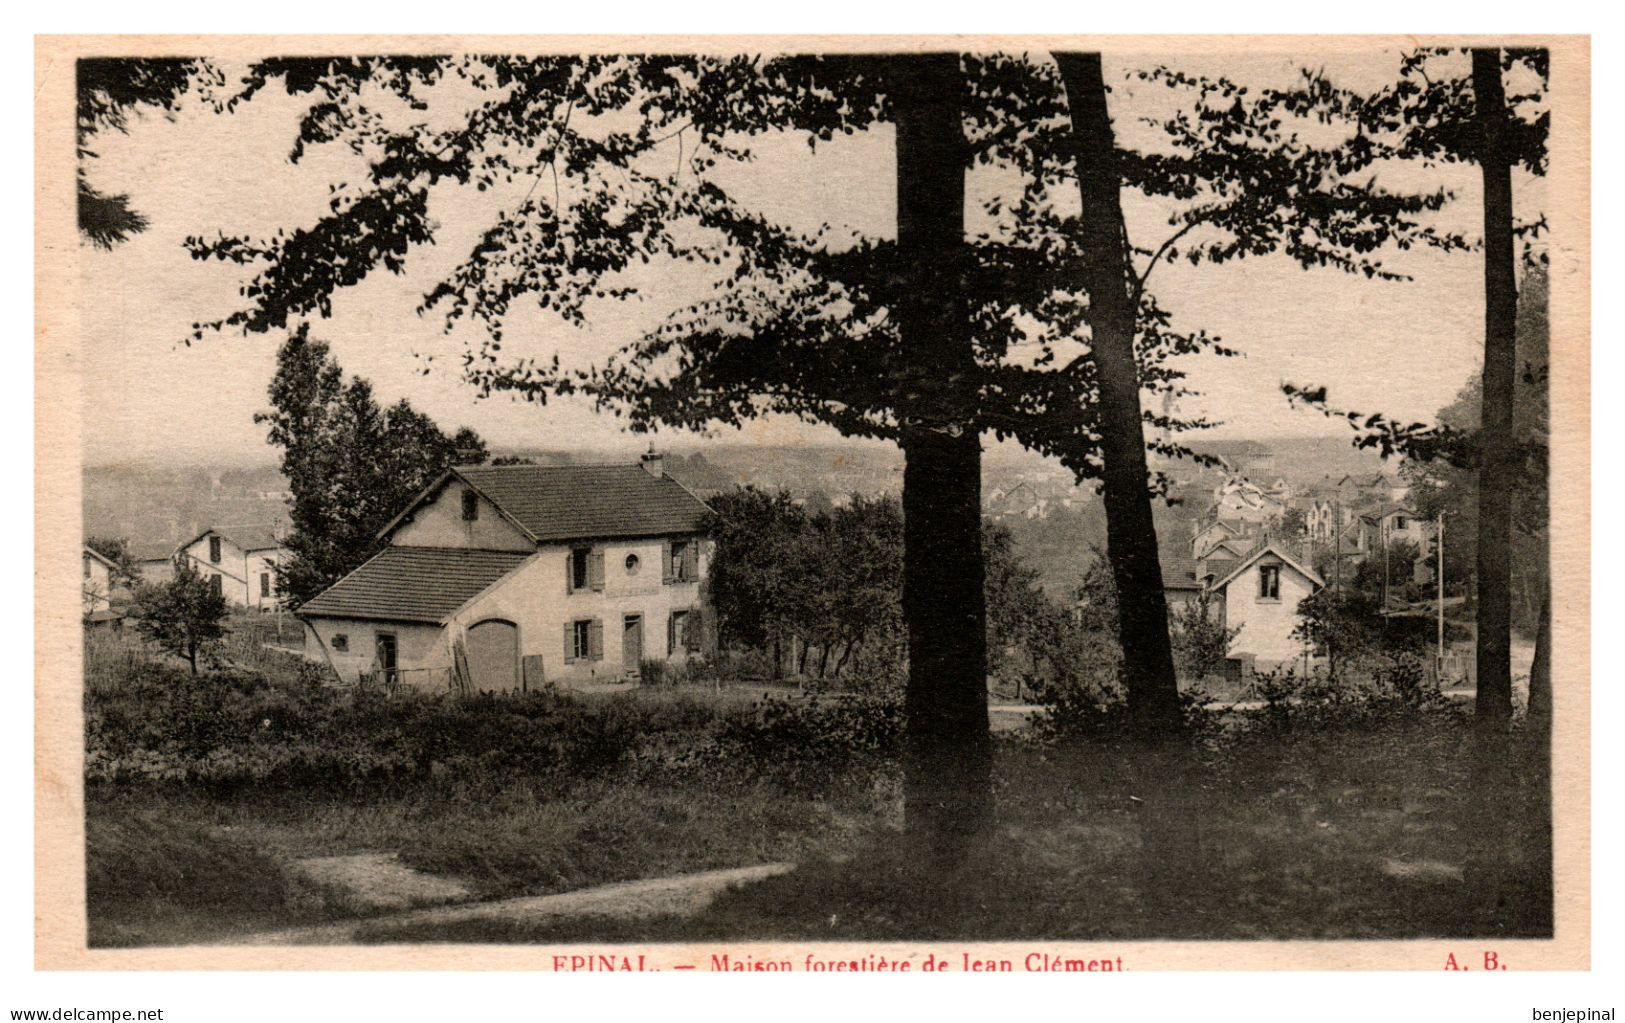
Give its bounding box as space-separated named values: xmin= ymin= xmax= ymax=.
xmin=1381 ymin=515 xmax=1392 ymax=610
xmin=1333 ymin=499 xmax=1343 ymax=591
xmin=1436 ymin=511 xmax=1446 ymax=683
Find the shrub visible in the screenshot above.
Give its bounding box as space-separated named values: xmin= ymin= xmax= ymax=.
xmin=708 ymin=696 xmax=903 ymax=795
xmin=1243 ymin=654 xmax=1447 ymax=735
xmin=1028 ymin=657 xmax=1216 ymax=741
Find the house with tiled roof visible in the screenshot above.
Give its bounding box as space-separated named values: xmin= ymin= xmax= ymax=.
xmin=131 ymin=540 xmax=181 ymax=585
xmin=1159 ymin=538 xmax=1325 ymax=674
xmin=298 ymin=452 xmax=712 ymax=690
xmin=177 ymin=524 xmax=288 ymax=610
xmin=1205 ymin=542 xmax=1324 ymax=669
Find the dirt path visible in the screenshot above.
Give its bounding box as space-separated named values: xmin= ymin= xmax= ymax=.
xmin=230 ymin=862 xmax=795 ymax=946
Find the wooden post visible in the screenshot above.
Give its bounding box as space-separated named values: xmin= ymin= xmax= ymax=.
xmin=1437 ymin=511 xmax=1447 ymax=683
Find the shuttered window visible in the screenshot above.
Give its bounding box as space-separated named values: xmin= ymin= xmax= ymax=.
xmin=668 ymin=540 xmax=696 ymax=583
xmin=566 ymin=619 xmax=603 ymax=662
xmin=668 ymin=609 xmax=700 ymax=655
xmin=568 ymin=547 xmax=605 ymax=592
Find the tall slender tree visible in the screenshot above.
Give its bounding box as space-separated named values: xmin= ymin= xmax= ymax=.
xmin=258 ymin=325 xmax=488 ymax=604
xmin=1054 ymin=52 xmax=1180 ymax=734
xmin=1471 ymin=47 xmax=1519 ymax=726
xmin=1279 ymin=47 xmax=1549 ymax=725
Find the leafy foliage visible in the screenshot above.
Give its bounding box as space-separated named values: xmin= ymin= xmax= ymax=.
xmin=76 ymin=58 xmax=214 ymax=248
xmin=1244 ymin=656 xmax=1446 ymax=734
xmin=85 ymin=648 xmax=903 ymax=798
xmin=129 ymin=561 xmax=228 ymax=674
xmin=170 ymin=53 xmax=1432 ymax=491
xmin=1169 ymin=591 xmax=1241 ymax=679
xmin=1283 ymin=261 xmax=1549 ymax=630
xmin=256 ymin=325 xmax=489 ymax=604
xmin=702 ymin=487 xmax=1062 ymax=687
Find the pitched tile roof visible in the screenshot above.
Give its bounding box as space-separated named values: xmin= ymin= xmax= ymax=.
xmin=82 ymin=546 xmax=120 ymax=571
xmin=218 ymin=524 xmax=284 ymax=552
xmin=1211 ymin=541 xmax=1325 ymax=592
xmin=130 ymin=541 xmax=180 ymax=563
xmin=297 ymin=547 xmax=532 ymax=624
xmin=418 ymin=464 xmax=712 ymax=543
xmin=181 ymin=524 xmax=284 ymax=554
xmin=1162 ymin=555 xmax=1203 ymax=591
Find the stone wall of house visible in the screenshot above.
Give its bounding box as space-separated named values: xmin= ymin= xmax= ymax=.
xmin=388 ymin=484 xmax=534 ymax=552
xmin=451 ymin=536 xmax=710 ymax=688
xmin=1222 ymin=553 xmax=1316 ymax=667
xmin=303 ymin=617 xmax=448 ymax=688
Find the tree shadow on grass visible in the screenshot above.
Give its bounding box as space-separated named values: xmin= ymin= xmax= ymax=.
xmin=356 ymin=721 xmax=1552 ymax=945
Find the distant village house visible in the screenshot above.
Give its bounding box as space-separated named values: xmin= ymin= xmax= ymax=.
xmin=176 ymin=525 xmax=287 ymax=610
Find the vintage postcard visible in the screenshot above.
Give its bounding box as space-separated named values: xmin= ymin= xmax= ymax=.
xmin=35 ymin=33 xmax=1590 ymax=971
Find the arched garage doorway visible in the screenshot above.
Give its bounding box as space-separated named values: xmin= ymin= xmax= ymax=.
xmin=466 ymin=619 xmax=520 ymax=692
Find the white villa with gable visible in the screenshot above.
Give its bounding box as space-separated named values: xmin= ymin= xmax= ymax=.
xmin=177 ymin=525 xmax=288 ymax=610
xmin=1164 ymin=539 xmax=1325 ymax=675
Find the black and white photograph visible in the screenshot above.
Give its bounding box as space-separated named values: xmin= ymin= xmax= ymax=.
xmin=35 ymin=34 xmax=1589 ymax=972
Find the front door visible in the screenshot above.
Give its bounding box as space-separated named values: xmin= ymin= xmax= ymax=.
xmin=376 ymin=633 xmax=398 ymax=685
xmin=467 ymin=619 xmax=520 ymax=691
xmin=622 ymin=615 xmax=643 ymax=675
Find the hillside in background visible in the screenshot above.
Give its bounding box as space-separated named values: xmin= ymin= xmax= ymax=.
xmin=83 ymin=434 xmax=1400 ymax=590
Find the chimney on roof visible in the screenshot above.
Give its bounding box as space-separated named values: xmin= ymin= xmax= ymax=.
xmin=639 ymin=445 xmax=664 ymax=479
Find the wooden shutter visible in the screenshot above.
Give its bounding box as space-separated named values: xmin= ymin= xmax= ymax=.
xmin=563 ymin=622 xmax=575 ymax=664
xmin=588 ymin=550 xmax=605 ymax=591
xmin=522 ymin=654 xmax=544 ymax=692
xmin=685 ymin=605 xmax=702 ymax=652
xmin=666 ymin=613 xmax=676 ymax=656
xmin=564 ymin=552 xmax=574 ymax=595
xmin=681 ymin=542 xmax=698 ymax=582
xmin=588 ymin=619 xmax=604 ymax=660
xmin=662 ymin=541 xmax=674 ymax=584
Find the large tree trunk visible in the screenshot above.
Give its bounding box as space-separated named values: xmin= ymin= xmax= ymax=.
xmin=1472 ymin=48 xmax=1517 ymax=727
xmin=1055 ymin=52 xmax=1183 ymax=736
xmin=893 ymin=54 xmax=994 ymax=857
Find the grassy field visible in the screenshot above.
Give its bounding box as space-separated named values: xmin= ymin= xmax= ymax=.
xmin=352 ymin=720 xmax=1552 ymax=944
xmin=83 ymin=637 xmax=1551 ymax=947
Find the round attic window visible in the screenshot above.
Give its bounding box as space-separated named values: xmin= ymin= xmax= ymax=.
xmin=625 ymin=553 xmax=641 ymax=575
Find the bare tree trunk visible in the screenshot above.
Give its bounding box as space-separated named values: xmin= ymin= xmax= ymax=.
xmin=1528 ymin=591 xmax=1551 ymax=732
xmin=1055 ymin=52 xmax=1182 ymax=736
xmin=1472 ymin=47 xmax=1517 ymax=727
xmin=893 ymin=54 xmax=994 ymax=857
xmin=833 ymin=638 xmax=856 ymax=677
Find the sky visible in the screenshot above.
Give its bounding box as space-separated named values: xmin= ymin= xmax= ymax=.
xmin=76 ymin=50 xmax=1541 ymax=468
